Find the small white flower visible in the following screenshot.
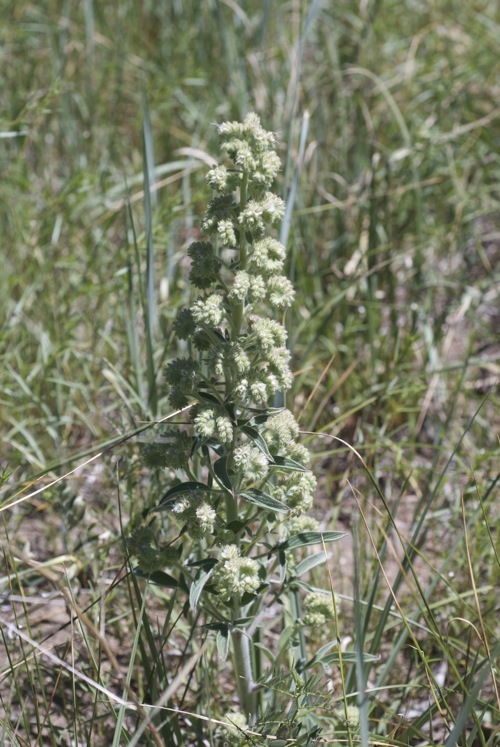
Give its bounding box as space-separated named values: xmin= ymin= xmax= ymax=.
xmin=249 ymin=316 xmax=287 ymax=351
xmin=261 ymin=192 xmax=285 ymax=223
xmin=303 ymin=591 xmax=336 ymax=627
xmin=206 ymin=165 xmax=229 ymax=191
xmin=234 ymin=378 xmax=248 ymax=400
xmin=249 ymin=380 xmax=268 ymax=403
xmin=230 ymin=343 xmax=251 ymax=374
xmin=238 ymin=200 xmax=265 ymax=233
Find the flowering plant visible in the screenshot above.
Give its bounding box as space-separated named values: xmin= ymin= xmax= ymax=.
xmin=130 ymin=113 xmax=342 ymax=724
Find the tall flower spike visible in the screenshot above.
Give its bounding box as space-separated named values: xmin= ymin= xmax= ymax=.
xmin=140 ymin=114 xmax=326 ymax=722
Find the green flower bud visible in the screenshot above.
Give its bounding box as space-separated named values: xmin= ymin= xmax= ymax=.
xmin=217 ymin=218 xmax=237 ymax=246
xmin=228 ymin=271 xmax=252 ymax=302
xmin=216 ymin=415 xmax=233 ymax=443
xmin=164 ymin=357 xmax=199 ymax=408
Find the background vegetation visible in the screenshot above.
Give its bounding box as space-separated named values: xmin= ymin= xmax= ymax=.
xmin=1 ymin=1 xmax=498 ymax=745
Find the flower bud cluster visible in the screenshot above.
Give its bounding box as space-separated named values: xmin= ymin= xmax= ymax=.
xmin=302 ymin=591 xmax=337 ymax=628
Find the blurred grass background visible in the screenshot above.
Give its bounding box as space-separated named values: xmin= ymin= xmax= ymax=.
xmin=1 ymin=1 xmax=499 ymax=744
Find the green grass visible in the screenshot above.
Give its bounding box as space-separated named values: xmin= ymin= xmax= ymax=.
xmin=1 ymin=1 xmax=499 ymax=745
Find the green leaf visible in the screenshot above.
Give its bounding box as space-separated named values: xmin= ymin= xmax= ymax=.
xmin=247 ymin=408 xmax=284 ymax=426
xmin=295 ymin=551 xmax=327 ymax=576
xmin=216 ymin=628 xmax=230 ymax=661
xmin=240 ymin=488 xmax=289 ymax=513
xmin=133 ymin=569 xmax=180 ymax=589
xmin=213 ymin=456 xmax=233 ymax=491
xmin=198 ymin=390 xmax=222 ymax=405
xmin=278 ymin=549 xmax=287 ymax=583
xmin=271 ymin=455 xmax=307 ymax=472
xmin=190 ymin=560 xmax=217 ymax=610
xmin=318 ymin=651 xmax=380 ymax=665
xmin=153 ymin=481 xmax=214 ymax=510
xmin=241 ymin=425 xmax=272 ymax=458
xmin=271 ymin=531 xmax=346 ymax=553
xmin=277 ymin=624 xmax=298 ymax=657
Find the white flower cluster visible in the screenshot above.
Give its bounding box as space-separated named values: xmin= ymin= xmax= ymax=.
xmin=194 ymin=406 xmax=233 ymax=443
xmin=191 ymin=294 xmax=225 ymax=327
xmin=213 ymin=544 xmax=260 ymax=600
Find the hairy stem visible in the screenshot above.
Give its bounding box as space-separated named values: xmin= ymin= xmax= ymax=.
xmin=232 ymin=627 xmax=257 ymax=720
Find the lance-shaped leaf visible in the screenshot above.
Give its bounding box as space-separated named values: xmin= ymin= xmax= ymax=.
xmin=197 ymin=390 xmax=222 ymax=405
xmin=270 ymin=531 xmax=346 ymax=554
xmin=304 ymin=650 xmax=380 ymax=671
xmin=295 ymin=551 xmax=327 ymax=577
xmin=153 ymin=481 xmax=214 ymax=510
xmin=240 ymin=488 xmax=289 ymax=513
xmin=213 ymin=456 xmax=233 ymax=491
xmin=133 ymin=569 xmax=186 ymax=590
xmin=270 ymin=455 xmax=307 ymax=472
xmin=241 ymin=425 xmax=272 ymax=459
xmin=217 ymin=628 xmax=230 ymax=661
xmin=190 ymin=559 xmax=218 ymax=610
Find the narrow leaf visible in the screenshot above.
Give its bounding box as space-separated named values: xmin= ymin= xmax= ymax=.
xmin=216 ymin=628 xmax=230 ymax=661
xmin=271 ymin=531 xmax=346 ymax=553
xmin=320 ymin=652 xmax=380 ymax=665
xmin=271 ymin=455 xmax=307 ymax=472
xmin=158 ymin=481 xmax=213 ymax=505
xmin=295 ymin=551 xmax=327 ymax=576
xmin=213 ymin=456 xmax=233 ymax=491
xmin=190 ymin=561 xmax=217 ymax=611
xmin=240 ymin=489 xmax=289 ymax=512
xmin=241 ymin=425 xmax=272 ymax=458
xmin=134 ymin=569 xmax=180 ymax=589
xmin=197 ymin=390 xmax=222 ymax=405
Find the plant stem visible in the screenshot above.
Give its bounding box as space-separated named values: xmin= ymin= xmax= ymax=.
xmin=232 ymin=626 xmax=257 ymax=720
xmin=232 ymin=173 xmax=248 ymax=339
